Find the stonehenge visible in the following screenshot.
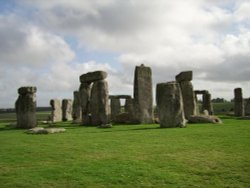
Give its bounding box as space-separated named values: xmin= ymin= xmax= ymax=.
xmin=50 ymin=99 xmax=62 ymax=122
xmin=245 ymin=98 xmax=250 ymax=115
xmin=15 ymin=87 xmax=37 ymax=128
xmin=195 ymin=90 xmax=214 ymax=115
xmin=156 ymin=82 xmax=186 ymax=128
xmin=62 ymin=99 xmax=73 ymax=121
xmin=79 ymin=71 xmax=109 ymax=126
xmin=175 ymin=71 xmax=197 ymax=119
xmin=133 ymin=64 xmax=154 ymax=124
xmin=234 ymin=88 xmax=244 ymax=117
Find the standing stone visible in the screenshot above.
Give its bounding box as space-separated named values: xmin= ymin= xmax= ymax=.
xmin=62 ymin=99 xmax=73 ymax=121
xmin=176 ymin=71 xmax=197 ymax=119
xmin=156 ymin=82 xmax=186 ymax=128
xmin=72 ymin=91 xmax=82 ymax=123
xmin=90 ymin=80 xmax=109 ymax=125
xmin=245 ymin=98 xmax=250 ymax=115
xmin=110 ymin=98 xmax=121 ymax=120
xmin=15 ymin=87 xmax=37 ymax=128
xmin=202 ymin=92 xmax=214 ymax=115
xmin=79 ymin=82 xmax=92 ymax=125
xmin=234 ymin=88 xmax=245 ymax=116
xmin=125 ymin=98 xmax=135 ymax=115
xmin=50 ymin=99 xmax=62 ymax=122
xmin=133 ymin=64 xmax=153 ymax=124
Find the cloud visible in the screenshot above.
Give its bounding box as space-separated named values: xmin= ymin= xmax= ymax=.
xmin=1 ymin=0 xmax=250 ymax=107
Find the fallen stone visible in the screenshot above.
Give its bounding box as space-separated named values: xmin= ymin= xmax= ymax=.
xmin=26 ymin=127 xmax=66 ymax=134
xmin=80 ymin=71 xmax=107 ymax=83
xmin=188 ymin=115 xmax=222 ymax=124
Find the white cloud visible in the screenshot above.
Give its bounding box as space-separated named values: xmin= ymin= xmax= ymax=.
xmin=0 ymin=0 xmax=250 ymax=107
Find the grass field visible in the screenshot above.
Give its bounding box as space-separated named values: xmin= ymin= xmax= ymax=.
xmin=0 ymin=113 xmax=249 ymax=187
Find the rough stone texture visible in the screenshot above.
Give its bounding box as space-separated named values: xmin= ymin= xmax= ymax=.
xmin=124 ymin=98 xmax=135 ymax=115
xmin=26 ymin=127 xmax=66 ymax=134
xmin=234 ymin=88 xmax=245 ymax=117
xmin=98 ymin=124 xmax=112 ymax=128
xmin=15 ymin=86 xmax=37 ymax=129
xmin=72 ymin=91 xmax=82 ymax=123
xmin=62 ymin=99 xmax=73 ymax=121
xmin=195 ymin=90 xmax=213 ymax=115
xmin=175 ymin=71 xmax=193 ymax=82
xmin=245 ymin=98 xmax=250 ymax=115
xmin=188 ymin=115 xmax=222 ymax=124
xmin=50 ymin=99 xmax=62 ymax=122
xmin=109 ymin=95 xmax=132 ymax=99
xmin=202 ymin=92 xmax=214 ymax=115
xmin=110 ymin=98 xmax=121 ymax=120
xmin=79 ymin=82 xmax=92 ymax=125
xmin=133 ymin=64 xmax=154 ymax=124
xmin=114 ymin=112 xmax=140 ymax=124
xmin=90 ymin=80 xmax=109 ymax=125
xmin=178 ymin=81 xmax=197 ymax=119
xmin=80 ymin=71 xmax=107 ymax=83
xmin=156 ymin=82 xmax=186 ymax=128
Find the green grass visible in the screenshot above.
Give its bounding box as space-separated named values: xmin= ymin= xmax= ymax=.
xmin=0 ymin=114 xmax=249 ymax=187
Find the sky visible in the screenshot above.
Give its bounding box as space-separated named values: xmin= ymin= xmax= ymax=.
xmin=0 ymin=0 xmax=250 ymax=108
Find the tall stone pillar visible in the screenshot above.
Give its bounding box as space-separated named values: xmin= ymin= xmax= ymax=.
xmin=50 ymin=99 xmax=62 ymax=122
xmin=62 ymin=99 xmax=73 ymax=121
xmin=110 ymin=98 xmax=121 ymax=120
xmin=72 ymin=91 xmax=82 ymax=123
xmin=234 ymin=88 xmax=244 ymax=116
xmin=90 ymin=80 xmax=109 ymax=125
xmin=79 ymin=83 xmax=92 ymax=125
xmin=156 ymin=82 xmax=186 ymax=128
xmin=15 ymin=87 xmax=37 ymax=128
xmin=175 ymin=71 xmax=197 ymax=119
xmin=133 ymin=64 xmax=153 ymax=124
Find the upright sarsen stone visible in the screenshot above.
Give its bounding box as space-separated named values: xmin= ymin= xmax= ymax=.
xmin=234 ymin=88 xmax=244 ymax=116
xmin=72 ymin=91 xmax=82 ymax=123
xmin=175 ymin=71 xmax=197 ymax=119
xmin=110 ymin=98 xmax=121 ymax=120
xmin=79 ymin=82 xmax=92 ymax=125
xmin=90 ymin=80 xmax=109 ymax=125
xmin=156 ymin=82 xmax=186 ymax=128
xmin=133 ymin=64 xmax=153 ymax=123
xmin=50 ymin=99 xmax=62 ymax=122
xmin=15 ymin=86 xmax=37 ymax=128
xmin=245 ymin=98 xmax=250 ymax=115
xmin=62 ymin=99 xmax=73 ymax=121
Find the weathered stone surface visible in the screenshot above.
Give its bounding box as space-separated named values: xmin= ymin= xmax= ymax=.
xmin=124 ymin=98 xmax=135 ymax=115
xmin=80 ymin=71 xmax=107 ymax=83
xmin=156 ymin=82 xmax=186 ymax=128
xmin=109 ymin=95 xmax=132 ymax=99
xmin=79 ymin=82 xmax=92 ymax=125
xmin=15 ymin=86 xmax=37 ymax=129
xmin=62 ymin=99 xmax=73 ymax=121
xmin=175 ymin=71 xmax=193 ymax=82
xmin=202 ymin=92 xmax=214 ymax=115
xmin=90 ymin=80 xmax=109 ymax=125
xmin=110 ymin=98 xmax=121 ymax=120
xmin=50 ymin=99 xmax=62 ymax=122
xmin=18 ymin=87 xmax=37 ymax=95
xmin=114 ymin=112 xmax=140 ymax=124
xmin=234 ymin=88 xmax=244 ymax=116
xmin=178 ymin=81 xmax=197 ymax=119
xmin=245 ymin=98 xmax=250 ymax=115
xmin=188 ymin=115 xmax=222 ymax=124
xmin=26 ymin=127 xmax=66 ymax=134
xmin=133 ymin=64 xmax=153 ymax=124
xmin=72 ymin=91 xmax=82 ymax=122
